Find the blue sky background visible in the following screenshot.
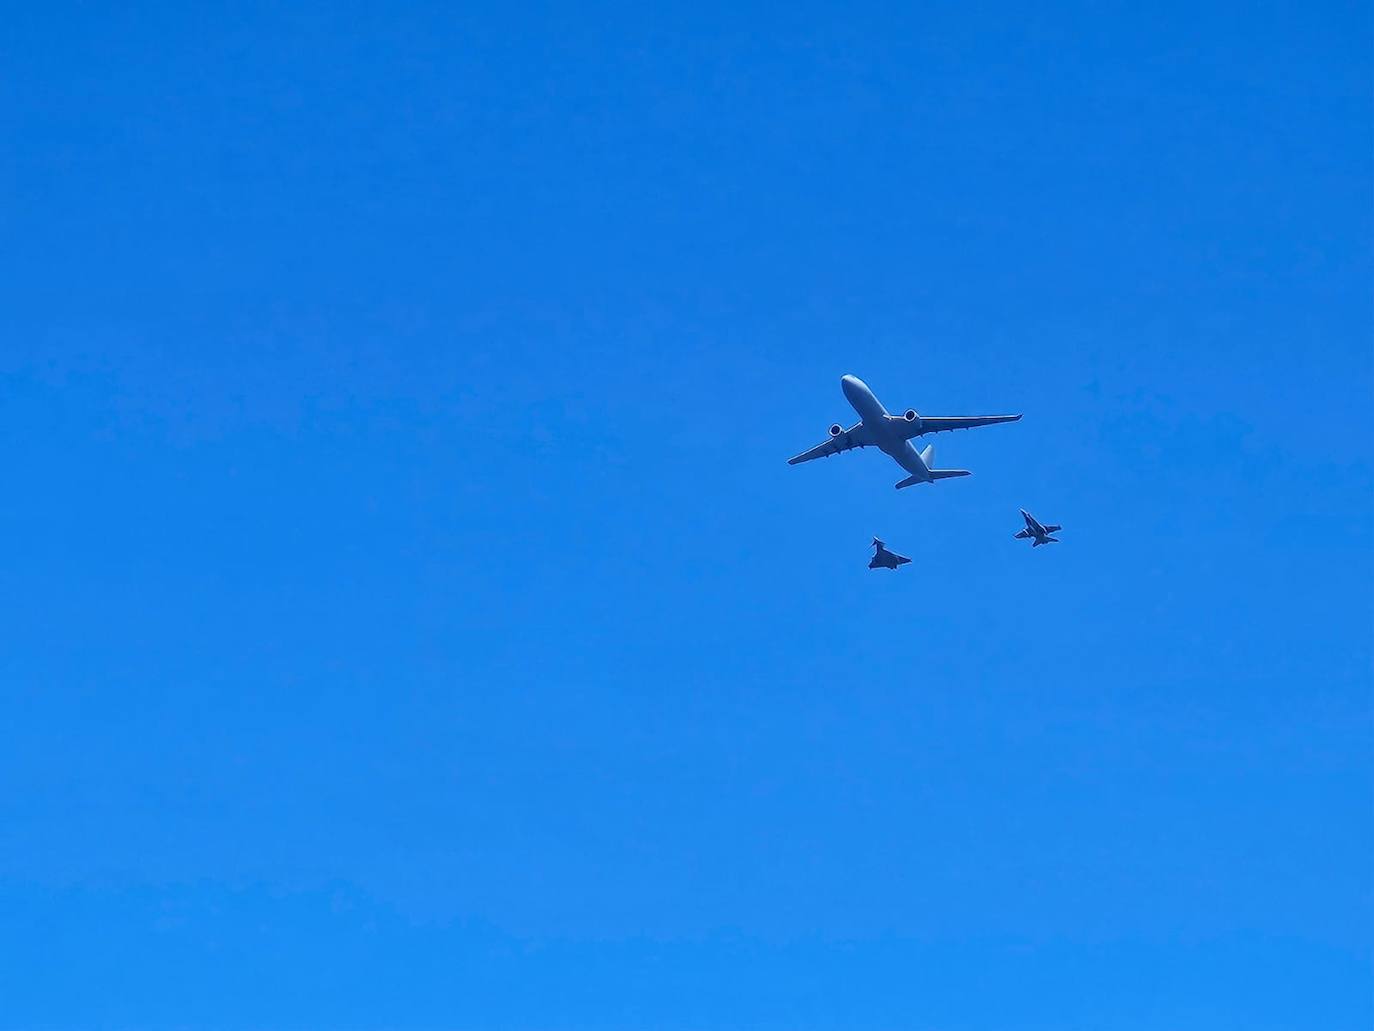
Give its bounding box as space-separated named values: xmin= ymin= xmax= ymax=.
xmin=2 ymin=3 xmax=1370 ymax=1028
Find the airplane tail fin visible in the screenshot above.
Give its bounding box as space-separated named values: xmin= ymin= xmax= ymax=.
xmin=914 ymin=443 xmax=970 ymax=482
xmin=895 ymin=468 xmax=970 ymax=488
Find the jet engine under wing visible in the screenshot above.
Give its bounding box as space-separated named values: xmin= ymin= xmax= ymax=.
xmin=890 ymin=413 xmax=1022 ymax=440
xmin=787 ymin=422 xmax=873 ymax=464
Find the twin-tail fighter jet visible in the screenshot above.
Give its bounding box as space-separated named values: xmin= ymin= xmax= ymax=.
xmin=868 ymin=538 xmax=911 ymax=570
xmin=788 ymin=375 xmax=1021 ymax=488
xmin=1014 ymin=509 xmax=1062 ymax=547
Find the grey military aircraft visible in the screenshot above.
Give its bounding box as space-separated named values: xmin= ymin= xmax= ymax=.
xmin=869 ymin=538 xmax=911 ymax=570
xmin=788 ymin=375 xmax=1021 ymax=489
xmin=1015 ymin=509 xmax=1062 ymax=547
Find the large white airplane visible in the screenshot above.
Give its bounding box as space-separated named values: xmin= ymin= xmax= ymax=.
xmin=788 ymin=374 xmax=1021 ymax=489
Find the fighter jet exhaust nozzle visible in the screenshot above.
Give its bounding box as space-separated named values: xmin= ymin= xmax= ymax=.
xmin=829 ymin=424 xmax=844 ymax=436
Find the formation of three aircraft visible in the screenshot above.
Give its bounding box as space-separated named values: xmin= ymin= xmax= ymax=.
xmin=787 ymin=374 xmax=1061 ymax=569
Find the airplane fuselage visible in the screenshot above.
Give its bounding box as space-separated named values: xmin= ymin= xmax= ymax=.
xmin=841 ymin=374 xmax=932 ymax=481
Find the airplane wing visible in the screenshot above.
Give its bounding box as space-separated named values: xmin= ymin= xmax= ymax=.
xmin=890 ymin=415 xmax=1022 ymax=439
xmin=1014 ymin=528 xmax=1033 ymax=539
xmin=1043 ymin=524 xmax=1062 ymax=533
xmin=787 ymin=422 xmax=873 ymax=464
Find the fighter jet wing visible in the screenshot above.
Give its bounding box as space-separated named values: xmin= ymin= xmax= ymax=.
xmin=905 ymin=414 xmax=1022 ymax=437
xmin=1014 ymin=528 xmax=1033 ymax=539
xmin=787 ymin=422 xmax=874 ymax=464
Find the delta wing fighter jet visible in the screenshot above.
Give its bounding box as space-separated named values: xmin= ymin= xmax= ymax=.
xmin=1014 ymin=509 xmax=1062 ymax=547
xmin=788 ymin=375 xmax=1021 ymax=489
xmin=869 ymin=538 xmax=911 ymax=570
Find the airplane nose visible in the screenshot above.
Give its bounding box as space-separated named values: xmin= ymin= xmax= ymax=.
xmin=835 ymin=371 xmax=868 ymax=404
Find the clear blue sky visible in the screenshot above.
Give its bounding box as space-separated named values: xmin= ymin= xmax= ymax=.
xmin=2 ymin=3 xmax=1370 ymax=1028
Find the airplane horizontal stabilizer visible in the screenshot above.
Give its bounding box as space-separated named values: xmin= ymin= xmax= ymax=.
xmin=895 ymin=469 xmax=970 ymax=488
